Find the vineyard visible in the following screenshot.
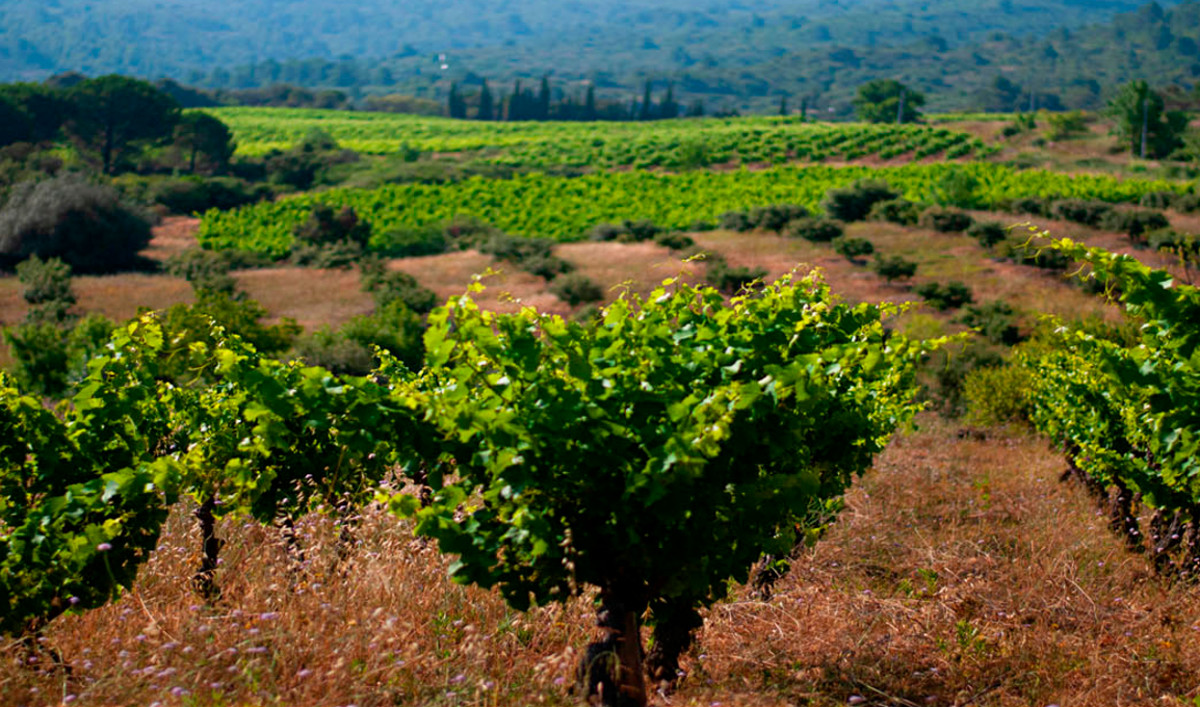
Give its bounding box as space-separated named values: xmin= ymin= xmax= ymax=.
xmin=202 ymin=107 xmax=994 ymax=167
xmin=197 ymin=162 xmax=1193 ymax=258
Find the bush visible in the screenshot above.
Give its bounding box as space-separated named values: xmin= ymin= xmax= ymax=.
xmin=550 ymin=273 xmax=604 ymax=306
xmin=1000 ymin=240 xmax=1070 ymax=271
xmin=0 ymin=175 xmax=153 ymax=273
xmin=1139 ymin=191 xmax=1179 ymax=210
xmin=589 ymin=222 xmax=626 ymax=242
xmin=1177 ymin=194 xmax=1200 ymax=213
xmin=588 ymin=219 xmax=664 ymax=243
xmin=873 ymin=254 xmax=918 ymax=283
xmin=960 ymin=301 xmax=1025 ymax=346
xmin=163 ymin=248 xmax=241 ymax=295
xmin=719 ymin=210 xmax=752 ymax=232
xmin=834 ymin=237 xmax=875 ymax=261
xmin=293 ymin=300 xmax=425 ymax=375
xmin=1099 ymin=209 xmax=1170 ymax=243
xmin=377 ymin=224 xmax=447 ymax=258
xmin=1050 ymin=199 xmax=1114 ymax=227
xmin=443 ymin=215 xmax=503 ymax=248
xmin=784 ymin=217 xmax=843 ymax=242
xmin=705 ymin=253 xmax=767 ymax=294
xmin=289 ymin=239 xmax=364 ymax=269
xmin=147 ymin=176 xmax=268 ymax=214
xmin=914 ymin=281 xmax=974 ymax=311
xmin=868 ymin=198 xmax=921 ymax=225
xmin=918 ymin=206 xmax=974 ymax=233
xmin=821 ymin=179 xmax=901 ymax=222
xmin=746 ymin=204 xmax=809 ymax=233
xmin=2 ymin=313 xmax=114 ymax=398
xmin=360 ymin=257 xmax=438 ymax=314
xmin=294 ymin=205 xmax=370 ymax=248
xmin=1148 ymin=228 xmax=1200 ymax=259
xmin=964 ymin=364 xmax=1033 ymax=426
xmin=654 ymin=231 xmax=696 ymax=251
xmin=689 ymin=220 xmax=716 ymax=232
xmin=1006 ymin=196 xmax=1051 ymax=216
xmin=967 ymin=221 xmax=1008 ymax=248
xmin=927 ymin=342 xmax=1005 ymax=417
xmin=16 ymin=255 xmax=75 ymax=324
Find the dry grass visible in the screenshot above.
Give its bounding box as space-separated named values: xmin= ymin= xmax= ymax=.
xmin=5 ymin=419 xmax=1198 ymax=706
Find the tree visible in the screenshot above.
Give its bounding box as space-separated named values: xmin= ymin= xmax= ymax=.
xmin=66 ymin=75 xmax=181 ymax=174
xmin=538 ymin=76 xmax=551 ymax=120
xmin=852 ymin=79 xmax=925 ymax=124
xmin=1106 ymin=80 xmax=1188 ymax=159
xmin=660 ymin=83 xmax=678 ymax=120
xmin=447 ymin=82 xmax=466 ymax=119
xmin=477 ymin=80 xmax=495 ymax=121
xmin=173 ymin=112 xmax=236 ymax=174
xmin=584 ymin=85 xmax=598 ymax=121
xmin=639 ymin=81 xmax=654 ymax=121
xmin=0 ymin=96 xmax=33 ymax=148
xmin=0 ymin=82 xmax=68 ymax=143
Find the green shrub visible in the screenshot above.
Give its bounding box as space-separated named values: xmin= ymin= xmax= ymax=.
xmin=289 ymin=239 xmax=364 ymax=269
xmin=915 ymin=281 xmax=974 ymax=311
xmin=148 ymin=176 xmax=268 ymax=214
xmin=966 ymin=221 xmax=1008 ymax=248
xmin=1148 ymin=228 xmax=1200 ymax=259
xmin=873 ymin=254 xmax=918 ymax=283
xmin=784 ymin=217 xmax=844 ymax=242
xmin=1050 ymin=199 xmax=1114 ymax=227
xmin=1006 ymin=196 xmax=1051 ymax=216
xmin=1177 ymin=194 xmax=1200 ymax=213
xmin=960 ymin=301 xmax=1025 ymax=346
xmin=746 ymin=204 xmax=809 ymax=233
xmin=293 ymin=300 xmax=425 ymax=375
xmin=705 ymin=253 xmax=767 ymax=293
xmin=821 ymin=179 xmax=901 ymax=222
xmin=1139 ymin=191 xmax=1178 ymax=210
xmin=1000 ymin=240 xmax=1069 ymax=271
xmin=868 ymin=198 xmax=921 ymax=225
xmin=377 ymin=224 xmax=447 ymax=258
xmin=918 ymin=206 xmax=974 ymax=233
xmin=0 ymin=175 xmax=153 ymax=273
xmin=16 ymin=255 xmax=75 ymax=324
xmin=654 ymin=231 xmax=696 ymax=251
xmin=294 ymin=204 xmax=370 ymax=248
xmin=163 ymin=248 xmax=241 ymax=295
xmin=2 ymin=313 xmax=114 ymax=398
xmin=719 ymin=210 xmax=752 ymax=232
xmin=964 ymin=364 xmax=1033 ymax=426
xmin=834 ymin=237 xmax=875 ymax=261
xmin=360 ymin=257 xmax=438 ymax=314
xmin=550 ymin=273 xmax=604 ymax=306
xmin=1099 ymin=209 xmax=1170 ymax=243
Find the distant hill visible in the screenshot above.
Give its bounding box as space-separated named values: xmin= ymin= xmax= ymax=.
xmin=0 ymin=0 xmax=1180 ymax=83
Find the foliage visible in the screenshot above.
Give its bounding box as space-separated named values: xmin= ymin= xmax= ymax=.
xmin=198 ymin=164 xmax=1192 ymax=258
xmin=173 ymin=112 xmax=237 ymax=174
xmin=784 ymin=217 xmax=844 ymax=243
xmin=868 ymin=198 xmax=921 ymax=226
xmin=964 ymin=364 xmax=1033 ymax=426
xmin=392 ymin=274 xmax=940 ymax=701
xmin=549 ymin=273 xmax=604 ymax=306
xmin=853 ymin=80 xmax=926 ymax=124
xmin=144 ymin=176 xmax=268 ymax=215
xmin=294 ymin=300 xmax=425 ymax=375
xmin=967 ymin=221 xmax=1008 ymax=249
xmin=1106 ymin=80 xmax=1189 ymax=158
xmin=960 ymin=301 xmax=1025 ymax=346
xmin=873 ymin=254 xmax=918 ymax=284
xmin=0 ymin=175 xmax=153 ymax=273
xmin=15 ymin=255 xmax=75 ymax=325
xmin=834 ymin=237 xmax=875 ymax=261
xmin=915 ymin=281 xmax=974 ymax=311
xmin=0 ymin=321 xmax=182 ymax=637
xmin=66 ymin=75 xmax=181 ymax=174
xmin=359 ymin=257 xmax=438 ymax=314
xmin=1099 ymin=208 xmax=1170 ymax=243
xmin=918 ymin=207 xmax=974 ymax=233
xmin=1045 ymin=111 xmax=1090 ymax=141
xmin=822 ymin=179 xmax=901 ymax=222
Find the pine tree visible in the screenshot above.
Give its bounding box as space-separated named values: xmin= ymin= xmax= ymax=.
xmin=538 ymin=76 xmax=551 ymax=121
xmin=448 ymin=82 xmax=466 ymax=119
xmin=640 ymin=81 xmax=654 ymax=121
xmin=779 ymin=95 xmax=789 ymax=116
xmin=584 ymin=85 xmax=597 ymax=122
xmin=660 ymin=84 xmax=678 ymax=120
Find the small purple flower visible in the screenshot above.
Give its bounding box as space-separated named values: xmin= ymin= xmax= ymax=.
xmin=68 ymin=596 xmax=80 ymax=605
xmin=96 ymin=543 xmax=112 ymax=552
xmin=170 ymin=687 xmax=188 ymax=698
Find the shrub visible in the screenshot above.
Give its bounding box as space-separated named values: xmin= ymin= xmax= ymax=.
xmin=293 ymin=300 xmax=424 ymax=375
xmin=163 ymin=248 xmax=241 ymax=295
xmin=294 ymin=205 xmax=370 ymax=248
xmin=1099 ymin=209 xmax=1170 ymax=243
xmin=589 ymin=222 xmax=625 ymax=242
xmin=654 ymin=231 xmax=696 ymax=251
xmin=1148 ymin=228 xmax=1200 ymax=259
xmin=834 ymin=237 xmax=875 ymax=261
xmin=719 ymin=210 xmax=752 ymax=232
xmin=689 ymin=220 xmax=716 ymax=232
xmin=964 ymin=364 xmax=1033 ymax=426
xmin=821 ymin=179 xmax=900 ymax=222
xmin=1001 ymin=240 xmax=1070 ymax=270
xmin=705 ymin=253 xmax=767 ymax=293
xmin=919 ymin=206 xmax=974 ymax=233
xmin=360 ymin=257 xmax=438 ymax=314
xmin=914 ymin=281 xmax=974 ymax=311
xmin=1139 ymin=191 xmax=1179 ymax=210
xmin=289 ymin=239 xmax=364 ymax=269
xmin=0 ymin=175 xmax=153 ymax=273
xmin=2 ymin=313 xmax=114 ymax=398
xmin=746 ymin=204 xmax=809 ymax=233
xmin=523 ymin=253 xmax=575 ymax=280
xmin=148 ymin=176 xmax=268 ymax=214
xmin=443 ymin=215 xmax=504 ymax=248
xmin=377 ymin=224 xmax=447 ymax=258
xmin=1050 ymin=199 xmax=1114 ymax=227
xmin=1177 ymin=194 xmax=1200 ymax=213
xmin=868 ymin=198 xmax=921 ymax=225
xmin=784 ymin=217 xmax=843 ymax=242
xmin=16 ymin=255 xmax=75 ymax=324
xmin=550 ymin=273 xmax=604 ymax=306
xmin=873 ymin=254 xmax=918 ymax=283
xmin=960 ymin=301 xmax=1025 ymax=346
xmin=967 ymin=221 xmax=1008 ymax=248
xmin=1007 ymin=196 xmax=1051 ymax=216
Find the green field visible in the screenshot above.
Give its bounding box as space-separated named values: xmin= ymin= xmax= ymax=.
xmin=198 ymin=161 xmax=1194 ymax=257
xmin=202 ymin=107 xmax=995 ymax=168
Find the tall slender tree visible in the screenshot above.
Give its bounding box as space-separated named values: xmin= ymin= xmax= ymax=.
xmin=639 ymin=81 xmax=654 ymax=121
xmin=477 ymin=80 xmax=494 ymax=121
xmin=538 ymin=76 xmax=551 ymax=120
xmin=447 ymin=82 xmax=467 ymax=119
xmin=584 ymin=85 xmax=597 ymax=122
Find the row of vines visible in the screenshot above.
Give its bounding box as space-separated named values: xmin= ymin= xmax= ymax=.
xmin=1021 ymin=239 xmax=1200 ymax=579
xmin=2 ymin=274 xmax=945 ymax=706
xmin=197 ymin=162 xmax=1195 ymax=258
xmin=203 ymin=107 xmax=993 ymax=167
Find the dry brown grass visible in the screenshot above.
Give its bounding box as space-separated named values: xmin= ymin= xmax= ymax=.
xmin=5 ymin=419 xmax=1198 ymax=706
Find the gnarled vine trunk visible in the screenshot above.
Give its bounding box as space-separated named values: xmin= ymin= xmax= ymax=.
xmin=192 ymin=497 xmax=223 ymax=600
xmin=579 ymin=593 xmax=647 ymax=707
xmin=645 ymin=604 xmax=703 ymax=690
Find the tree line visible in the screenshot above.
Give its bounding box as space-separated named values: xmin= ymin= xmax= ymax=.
xmin=447 ymin=77 xmax=706 ymax=122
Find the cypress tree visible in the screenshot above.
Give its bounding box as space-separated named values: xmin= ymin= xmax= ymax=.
xmin=584 ymin=85 xmax=597 ymax=121
xmin=780 ymin=95 xmax=789 ymax=116
xmin=478 ymin=80 xmax=494 ymax=121
xmin=448 ymin=82 xmax=466 ymax=119
xmin=640 ymin=81 xmax=653 ymax=121
xmin=538 ymin=76 xmax=551 ymax=120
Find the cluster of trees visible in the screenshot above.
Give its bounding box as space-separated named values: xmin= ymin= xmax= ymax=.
xmin=448 ymin=77 xmax=698 ymax=122
xmin=0 ymin=75 xmax=235 ymax=175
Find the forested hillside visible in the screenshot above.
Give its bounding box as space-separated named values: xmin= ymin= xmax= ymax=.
xmin=0 ymin=0 xmax=1187 ymax=113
